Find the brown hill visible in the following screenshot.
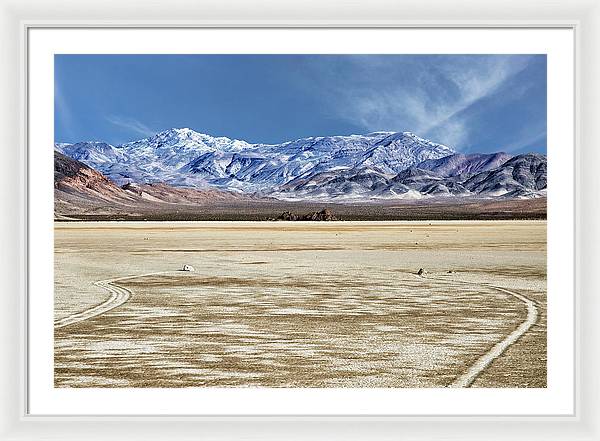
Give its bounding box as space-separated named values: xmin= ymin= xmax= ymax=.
xmin=54 ymin=152 xmax=262 ymax=219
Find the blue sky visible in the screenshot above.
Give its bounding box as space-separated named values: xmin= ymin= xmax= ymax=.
xmin=55 ymin=54 xmax=546 ymax=153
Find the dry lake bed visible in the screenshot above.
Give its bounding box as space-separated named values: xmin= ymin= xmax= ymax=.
xmin=54 ymin=220 xmax=547 ymax=388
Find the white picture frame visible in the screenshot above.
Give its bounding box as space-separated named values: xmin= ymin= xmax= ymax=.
xmin=1 ymin=0 xmax=598 ymax=439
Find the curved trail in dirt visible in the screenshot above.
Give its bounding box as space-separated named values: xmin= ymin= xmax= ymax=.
xmin=54 ymin=271 xmax=172 ymax=329
xmin=56 ymin=268 xmax=538 ymax=387
xmin=421 ymin=274 xmax=539 ymax=388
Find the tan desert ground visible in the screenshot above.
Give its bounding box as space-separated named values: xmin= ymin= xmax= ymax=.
xmin=54 ymin=220 xmax=546 ymax=388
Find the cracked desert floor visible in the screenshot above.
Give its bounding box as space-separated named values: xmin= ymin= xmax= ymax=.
xmin=54 ymin=220 xmax=546 ymax=388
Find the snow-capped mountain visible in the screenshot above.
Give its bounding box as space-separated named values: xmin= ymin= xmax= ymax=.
xmin=55 ymin=128 xmax=546 ymax=201
xmin=55 ymin=128 xmax=455 ymax=191
xmin=276 ymin=153 xmax=546 ymax=200
xmin=462 ymin=153 xmax=547 ymax=198
xmin=415 ymin=152 xmax=513 ymax=177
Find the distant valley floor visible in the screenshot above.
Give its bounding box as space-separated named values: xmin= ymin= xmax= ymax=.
xmin=55 ymin=196 xmax=547 ymax=222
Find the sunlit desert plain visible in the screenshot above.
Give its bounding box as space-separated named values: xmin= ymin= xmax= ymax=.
xmin=54 ymin=220 xmax=546 ymax=388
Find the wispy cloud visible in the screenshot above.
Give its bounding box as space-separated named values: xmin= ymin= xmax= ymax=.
xmin=421 ymin=57 xmax=535 ymax=147
xmin=500 ymin=126 xmax=547 ymax=153
xmin=55 ymin=82 xmax=76 ymax=141
xmin=300 ymin=55 xmax=535 ymax=150
xmin=105 ymin=115 xmax=156 ymax=138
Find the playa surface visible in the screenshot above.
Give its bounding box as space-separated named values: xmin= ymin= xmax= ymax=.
xmin=54 ymin=221 xmax=547 ymax=388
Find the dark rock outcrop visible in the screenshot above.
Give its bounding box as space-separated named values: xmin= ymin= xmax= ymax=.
xmin=302 ymin=208 xmax=337 ymax=221
xmin=272 ymin=209 xmax=338 ymax=221
xmin=122 ymin=182 xmax=143 ymax=196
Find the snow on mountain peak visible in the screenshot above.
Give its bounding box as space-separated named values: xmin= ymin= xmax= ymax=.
xmin=55 ymin=128 xmax=459 ymax=193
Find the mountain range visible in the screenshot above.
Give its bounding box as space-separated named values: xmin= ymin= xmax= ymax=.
xmin=55 ymin=128 xmax=547 ymax=202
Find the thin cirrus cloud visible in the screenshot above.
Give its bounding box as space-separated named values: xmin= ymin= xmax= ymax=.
xmin=300 ymin=55 xmax=543 ymax=150
xmin=105 ymin=115 xmax=156 ymax=139
xmin=54 ymin=83 xmax=77 ymax=140
xmin=499 ymin=125 xmax=547 ymax=153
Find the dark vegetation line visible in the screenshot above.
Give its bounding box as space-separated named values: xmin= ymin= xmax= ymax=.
xmin=56 ymin=210 xmax=547 ymax=222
